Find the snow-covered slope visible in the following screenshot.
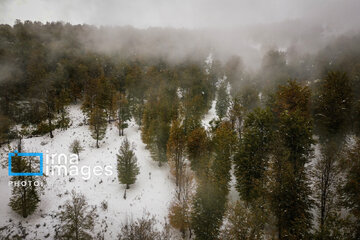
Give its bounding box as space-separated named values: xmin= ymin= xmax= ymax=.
xmin=0 ymin=105 xmax=175 ymax=239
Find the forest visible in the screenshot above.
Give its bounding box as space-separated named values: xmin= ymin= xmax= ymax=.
xmin=0 ymin=20 xmax=360 ymax=239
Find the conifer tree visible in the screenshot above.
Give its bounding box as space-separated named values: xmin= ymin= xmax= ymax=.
xmin=69 ymin=139 xmax=84 ymax=161
xmin=0 ymin=115 xmax=12 ymax=145
xmin=9 ymin=153 xmax=44 ymax=218
xmin=211 ymin=121 xmax=236 ymax=192
xmin=269 ymin=80 xmax=314 ymax=239
xmin=270 ymin=111 xmax=314 ymax=239
xmin=234 ymin=108 xmax=274 ymax=203
xmin=117 ymin=138 xmax=140 ymax=197
xmin=186 ymin=126 xmax=209 ymax=173
xmin=89 ymin=107 xmax=107 ymax=148
xmin=191 ymin=179 xmax=226 ymax=240
xmin=167 ymin=119 xmax=186 ymax=188
xmin=56 ymin=190 xmax=97 ymax=240
xmin=116 ymin=92 xmax=131 ymax=136
xmin=228 ymin=98 xmax=244 ymax=138
xmin=215 ymin=81 xmax=230 ymax=120
xmin=314 ymin=71 xmax=353 ymax=138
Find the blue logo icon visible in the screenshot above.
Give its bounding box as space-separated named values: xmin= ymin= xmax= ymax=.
xmin=8 ymin=150 xmax=43 ymax=176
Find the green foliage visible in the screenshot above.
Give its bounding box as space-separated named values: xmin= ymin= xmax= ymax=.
xmin=268 ymin=81 xmax=314 ymax=239
xmin=191 ymin=180 xmax=226 ymax=240
xmin=0 ymin=115 xmax=13 ymax=144
xmin=116 ymin=92 xmax=131 ymax=136
xmin=235 ymin=108 xmax=274 ymax=203
xmin=167 ymin=119 xmax=186 ymax=187
xmin=314 ymin=71 xmax=353 ymax=138
xmin=89 ymin=107 xmax=107 ymax=148
xmin=186 ymin=127 xmax=209 ymax=173
xmin=211 ymin=121 xmax=236 ymax=192
xmin=117 ymin=138 xmax=140 ymax=189
xmin=9 ymin=154 xmax=44 ymax=218
xmin=141 ymin=81 xmax=178 ymax=166
xmin=215 ymin=81 xmax=230 ymax=120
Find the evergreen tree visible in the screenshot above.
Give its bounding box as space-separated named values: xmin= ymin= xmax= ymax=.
xmin=269 ymin=81 xmax=314 ymax=239
xmin=69 ymin=139 xmax=84 ymax=161
xmin=89 ymin=107 xmax=107 ymax=148
xmin=270 ymin=110 xmax=314 ymax=239
xmin=116 ymin=92 xmax=131 ymax=136
xmin=314 ymin=71 xmax=353 ymax=138
xmin=117 ymin=138 xmax=140 ymax=197
xmin=215 ymin=80 xmax=230 ymax=120
xmin=234 ymin=108 xmax=274 ymax=203
xmin=211 ymin=121 xmax=236 ymax=192
xmin=186 ymin=126 xmax=209 ymax=174
xmin=9 ymin=153 xmax=44 ymax=218
xmin=191 ymin=179 xmax=226 ymax=240
xmin=228 ymin=98 xmax=244 ymax=139
xmin=167 ymin=119 xmax=186 ymax=189
xmin=237 ymin=82 xmax=260 ymax=111
xmin=0 ymin=115 xmax=12 ymax=145
xmin=56 ymin=190 xmax=97 ymax=240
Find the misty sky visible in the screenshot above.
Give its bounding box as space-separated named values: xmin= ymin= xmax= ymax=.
xmin=1 ymin=0 xmax=360 ymax=29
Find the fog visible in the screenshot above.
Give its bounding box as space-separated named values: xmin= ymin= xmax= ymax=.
xmin=1 ymin=0 xmax=360 ymax=69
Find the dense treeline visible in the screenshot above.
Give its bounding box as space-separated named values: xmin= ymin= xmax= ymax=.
xmin=1 ymin=21 xmax=360 ymax=239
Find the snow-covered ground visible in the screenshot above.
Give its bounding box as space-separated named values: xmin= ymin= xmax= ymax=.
xmin=201 ymin=100 xmax=217 ymax=130
xmin=0 ymin=105 xmax=175 ymax=239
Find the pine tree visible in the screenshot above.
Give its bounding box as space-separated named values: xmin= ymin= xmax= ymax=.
xmin=117 ymin=138 xmax=140 ymax=198
xmin=215 ymin=81 xmax=230 ymax=120
xmin=56 ymin=190 xmax=97 ymax=240
xmin=89 ymin=107 xmax=107 ymax=148
xmin=314 ymin=71 xmax=353 ymax=139
xmin=116 ymin=92 xmax=131 ymax=136
xmin=167 ymin=119 xmax=186 ymax=189
xmin=9 ymin=153 xmax=44 ymax=218
xmin=270 ymin=110 xmax=314 ymax=239
xmin=211 ymin=121 xmax=236 ymax=192
xmin=191 ymin=179 xmax=226 ymax=240
xmin=269 ymin=81 xmax=314 ymax=239
xmin=55 ymin=86 xmax=71 ymax=130
xmin=228 ymin=98 xmax=244 ymax=138
xmin=0 ymin=115 xmax=12 ymax=145
xmin=186 ymin=126 xmax=209 ymax=174
xmin=69 ymin=139 xmax=84 ymax=161
xmin=234 ymin=108 xmax=274 ymax=203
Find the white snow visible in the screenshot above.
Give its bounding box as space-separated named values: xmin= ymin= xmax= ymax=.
xmin=201 ymin=100 xmax=217 ymax=131
xmin=0 ymin=105 xmax=175 ymax=239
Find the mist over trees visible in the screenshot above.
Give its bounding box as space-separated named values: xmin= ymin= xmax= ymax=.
xmin=1 ymin=20 xmax=360 ymax=239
